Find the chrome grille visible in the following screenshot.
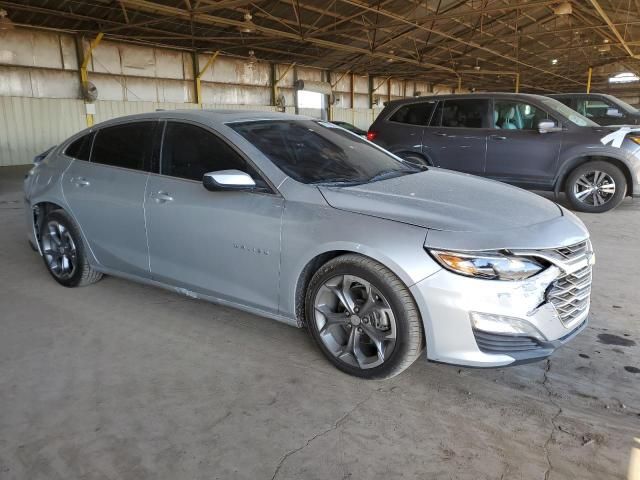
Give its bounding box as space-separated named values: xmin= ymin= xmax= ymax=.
xmin=547 ymin=265 xmax=592 ymax=327
xmin=538 ymin=240 xmax=590 ymax=266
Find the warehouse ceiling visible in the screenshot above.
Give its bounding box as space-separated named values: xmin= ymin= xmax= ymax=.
xmin=2 ymin=0 xmax=640 ymax=93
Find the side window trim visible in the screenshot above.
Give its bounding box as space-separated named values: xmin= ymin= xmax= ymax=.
xmin=158 ymin=119 xmax=278 ymax=195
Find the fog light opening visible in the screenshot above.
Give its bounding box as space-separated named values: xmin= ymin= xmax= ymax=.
xmin=470 ymin=312 xmax=546 ymax=342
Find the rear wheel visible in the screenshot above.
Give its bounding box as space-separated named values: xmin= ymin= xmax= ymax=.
xmin=40 ymin=209 xmax=103 ymax=287
xmin=565 ymin=161 xmax=627 ymax=213
xmin=305 ymin=254 xmax=424 ymax=379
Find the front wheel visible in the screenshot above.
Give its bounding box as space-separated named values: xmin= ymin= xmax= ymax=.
xmin=305 ymin=254 xmax=424 ymax=379
xmin=565 ymin=161 xmax=627 ymax=213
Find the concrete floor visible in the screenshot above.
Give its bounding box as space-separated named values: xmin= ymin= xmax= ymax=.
xmin=0 ymin=165 xmax=638 ymax=480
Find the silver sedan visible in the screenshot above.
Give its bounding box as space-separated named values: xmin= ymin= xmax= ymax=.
xmin=24 ymin=111 xmax=593 ymax=379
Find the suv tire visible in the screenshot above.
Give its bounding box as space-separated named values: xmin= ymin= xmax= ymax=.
xmin=305 ymin=254 xmax=424 ymax=379
xmin=565 ymin=160 xmax=627 ymax=213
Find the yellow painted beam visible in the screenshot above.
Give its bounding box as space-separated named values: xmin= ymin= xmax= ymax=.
xmin=515 ymin=73 xmax=520 ymax=93
xmin=587 ymin=67 xmax=593 ymax=93
xmin=195 ymin=50 xmax=219 ymax=107
xmin=80 ymin=32 xmax=103 ymax=127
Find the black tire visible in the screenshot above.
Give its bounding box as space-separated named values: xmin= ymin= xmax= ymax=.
xmin=398 ymin=153 xmax=430 ymax=169
xmin=564 ymin=161 xmax=627 ymax=213
xmin=39 ymin=209 xmax=103 ymax=287
xmin=305 ymin=254 xmax=424 ymax=380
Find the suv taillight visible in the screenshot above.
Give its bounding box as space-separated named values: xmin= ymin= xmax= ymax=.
xmin=366 ymin=130 xmax=378 ymax=141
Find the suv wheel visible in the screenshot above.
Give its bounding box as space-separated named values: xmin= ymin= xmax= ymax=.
xmin=305 ymin=254 xmax=424 ymax=379
xmin=40 ymin=209 xmax=103 ymax=287
xmin=565 ymin=161 xmax=627 ymax=213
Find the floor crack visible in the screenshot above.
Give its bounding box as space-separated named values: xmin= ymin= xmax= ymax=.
xmin=270 ymin=387 xmax=379 ymax=480
xmin=542 ymin=359 xmax=562 ymax=480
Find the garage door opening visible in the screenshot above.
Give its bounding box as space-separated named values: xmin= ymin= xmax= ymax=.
xmin=297 ymin=90 xmax=326 ymax=120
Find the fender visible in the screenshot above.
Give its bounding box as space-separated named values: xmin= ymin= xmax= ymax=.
xmin=553 ymin=144 xmax=638 ymax=196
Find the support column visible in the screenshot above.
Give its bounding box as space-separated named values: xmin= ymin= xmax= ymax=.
xmin=587 ymin=67 xmax=593 ymax=93
xmin=78 ymin=32 xmax=103 ymax=127
xmin=195 ymin=51 xmax=219 ymax=108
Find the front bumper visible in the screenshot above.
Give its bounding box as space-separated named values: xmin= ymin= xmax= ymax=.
xmin=410 ymin=256 xmax=591 ymax=367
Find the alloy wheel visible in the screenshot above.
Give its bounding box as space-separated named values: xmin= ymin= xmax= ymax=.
xmin=41 ymin=220 xmax=77 ymax=280
xmin=313 ymin=275 xmax=397 ymax=369
xmin=573 ymin=170 xmax=616 ymax=207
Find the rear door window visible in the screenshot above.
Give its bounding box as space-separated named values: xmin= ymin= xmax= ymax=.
xmin=91 ymin=122 xmax=156 ymax=171
xmin=388 ymin=102 xmax=437 ymax=126
xmin=65 ymin=132 xmax=94 ymax=161
xmin=439 ymin=99 xmax=491 ymax=128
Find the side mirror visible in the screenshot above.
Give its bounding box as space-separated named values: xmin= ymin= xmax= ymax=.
xmin=538 ymin=120 xmax=562 ymax=133
xmin=203 ymin=170 xmax=256 ymax=191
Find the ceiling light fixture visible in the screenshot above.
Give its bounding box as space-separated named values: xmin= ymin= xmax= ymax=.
xmin=238 ymin=12 xmax=255 ymax=33
xmin=0 ymin=9 xmax=14 ymax=31
xmin=552 ymin=1 xmax=572 ymax=15
xmin=551 ymin=58 xmax=558 ymax=65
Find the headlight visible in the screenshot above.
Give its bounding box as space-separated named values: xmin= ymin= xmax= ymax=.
xmin=428 ymin=249 xmax=546 ymax=281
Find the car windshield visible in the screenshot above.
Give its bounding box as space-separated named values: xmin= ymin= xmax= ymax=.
xmin=230 ymin=119 xmax=419 ymax=185
xmin=540 ymin=98 xmax=598 ymax=127
xmin=608 ymin=96 xmax=639 ymax=113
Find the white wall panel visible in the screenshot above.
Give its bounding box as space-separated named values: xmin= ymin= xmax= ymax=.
xmin=299 ymin=107 xmax=323 ymax=119
xmin=200 ymin=83 xmax=271 ymax=105
xmin=0 ymin=97 xmax=85 ymax=166
xmin=0 ymin=67 xmax=33 ymax=97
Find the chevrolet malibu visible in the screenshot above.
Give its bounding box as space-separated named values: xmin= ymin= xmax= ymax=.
xmin=24 ymin=111 xmax=593 ymax=379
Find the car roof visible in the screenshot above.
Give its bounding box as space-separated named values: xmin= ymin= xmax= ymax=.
xmin=548 ymin=92 xmax=611 ymax=98
xmin=384 ymin=92 xmax=551 ymax=107
xmin=93 ymin=109 xmax=311 ymax=129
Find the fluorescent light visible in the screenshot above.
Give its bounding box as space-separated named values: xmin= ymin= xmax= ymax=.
xmin=609 ymin=72 xmax=639 ymax=84
xmin=551 ymin=58 xmax=558 ymax=65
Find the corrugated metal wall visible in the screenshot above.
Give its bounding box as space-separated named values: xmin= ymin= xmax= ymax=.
xmin=0 ymin=27 xmax=453 ymax=166
xmin=0 ymin=97 xmax=85 ymax=166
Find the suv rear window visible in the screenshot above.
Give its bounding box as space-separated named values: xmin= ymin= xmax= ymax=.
xmin=388 ymin=102 xmax=436 ymax=126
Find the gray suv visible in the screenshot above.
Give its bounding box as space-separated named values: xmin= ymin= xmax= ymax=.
xmin=368 ymin=93 xmax=640 ymax=213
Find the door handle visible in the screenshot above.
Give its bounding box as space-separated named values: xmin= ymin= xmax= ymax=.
xmin=490 ymin=135 xmax=507 ymax=141
xmin=433 ymin=132 xmax=447 ymax=137
xmin=72 ymin=177 xmax=90 ymax=187
xmin=151 ymin=191 xmax=174 ymax=204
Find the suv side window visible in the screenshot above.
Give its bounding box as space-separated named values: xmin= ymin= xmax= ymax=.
xmin=91 ymin=122 xmax=156 ymax=171
xmin=437 ymin=99 xmax=490 ymax=128
xmin=65 ymin=132 xmax=95 ymax=161
xmin=161 ymin=122 xmax=270 ymax=191
xmin=494 ymin=101 xmax=550 ymax=130
xmin=388 ymin=102 xmax=436 ymax=126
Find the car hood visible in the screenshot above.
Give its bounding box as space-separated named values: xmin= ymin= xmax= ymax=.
xmin=319 ymin=169 xmax=563 ymax=234
xmin=318 ymin=169 xmax=590 ymax=251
